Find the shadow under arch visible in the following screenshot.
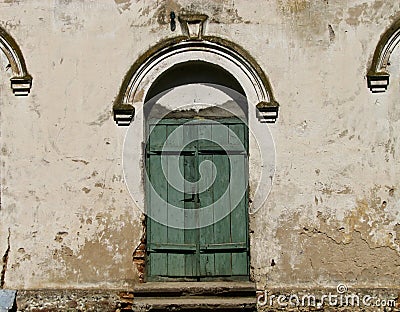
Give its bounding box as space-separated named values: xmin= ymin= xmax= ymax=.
xmin=113 ymin=36 xmax=279 ymax=125
xmin=367 ymin=18 xmax=400 ymax=93
xmin=0 ymin=27 xmax=32 ymax=96
xmin=143 ymin=60 xmax=248 ymax=120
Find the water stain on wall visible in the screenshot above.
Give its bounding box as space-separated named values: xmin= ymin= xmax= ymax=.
xmin=273 ymin=211 xmax=400 ymax=285
xmin=49 ymin=212 xmax=141 ymax=286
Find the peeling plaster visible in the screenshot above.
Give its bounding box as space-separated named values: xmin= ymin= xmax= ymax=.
xmin=1 ymin=0 xmax=400 ymax=292
xmin=48 ymin=212 xmax=140 ymax=287
xmin=262 ymin=212 xmax=400 ymax=287
xmin=130 ymin=0 xmax=252 ymax=28
xmin=114 ymin=0 xmax=132 ymax=13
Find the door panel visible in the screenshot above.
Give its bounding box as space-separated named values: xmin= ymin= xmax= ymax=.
xmin=210 ymin=154 xmax=231 ymax=277
xmin=146 ymin=119 xmax=249 ymax=280
xmin=147 ymin=153 xmax=168 ymax=276
xmin=147 ymin=153 xmax=197 ymax=279
xmin=184 ymin=153 xmax=199 ymax=277
xmin=230 ymin=153 xmax=249 ymax=276
xmin=198 ymin=153 xmax=215 ymax=277
xmin=166 ymin=153 xmax=185 ymax=277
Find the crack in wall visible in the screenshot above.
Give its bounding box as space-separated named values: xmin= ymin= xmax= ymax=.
xmin=302 ymin=226 xmax=399 ymax=253
xmin=1 ymin=228 xmax=11 ymax=288
xmin=301 ymin=227 xmax=344 ymax=245
xmin=352 ymin=229 xmax=400 ymax=253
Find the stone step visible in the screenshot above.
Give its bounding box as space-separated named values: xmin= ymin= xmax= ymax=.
xmin=132 ymin=297 xmax=257 ymax=311
xmin=133 ymin=281 xmax=256 ymax=298
xmin=130 ymin=282 xmax=257 ymax=311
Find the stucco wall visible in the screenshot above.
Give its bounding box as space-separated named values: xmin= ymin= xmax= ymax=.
xmin=0 ymin=0 xmax=399 ymax=293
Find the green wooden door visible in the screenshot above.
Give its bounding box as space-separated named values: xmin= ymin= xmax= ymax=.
xmin=146 ymin=118 xmax=249 ymax=281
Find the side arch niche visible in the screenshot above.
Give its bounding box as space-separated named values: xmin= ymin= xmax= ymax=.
xmin=367 ymin=18 xmax=400 ymax=93
xmin=0 ymin=27 xmax=32 ymax=96
xmin=113 ymin=36 xmax=280 ymax=126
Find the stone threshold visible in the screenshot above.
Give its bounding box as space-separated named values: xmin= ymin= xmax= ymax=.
xmin=132 ymin=281 xmax=257 ymax=311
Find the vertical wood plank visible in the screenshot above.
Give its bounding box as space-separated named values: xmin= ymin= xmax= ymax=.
xmin=199 ymin=153 xmax=215 ymax=277
xmin=149 ymin=123 xmax=167 ymax=148
xmin=167 ymin=154 xmax=185 ymax=276
xmin=148 ymin=153 xmax=168 ymax=276
xmin=211 ymin=123 xmax=229 ymax=147
xmin=184 ymin=123 xmax=198 ymax=277
xmin=166 ymin=124 xmax=183 ymax=150
xmin=165 ymin=124 xmax=185 ymax=277
xmin=230 ymin=153 xmax=249 ymax=276
xmin=213 ymin=153 xmax=232 ymax=276
xmin=228 ymin=123 xmax=245 ymax=147
xmin=184 ymin=154 xmax=197 ymax=277
xmin=198 ymin=123 xmax=215 ymax=276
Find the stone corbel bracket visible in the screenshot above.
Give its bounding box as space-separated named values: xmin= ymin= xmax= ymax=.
xmin=256 ymin=101 xmax=280 ymax=123
xmin=113 ymin=104 xmax=135 ymax=126
xmin=0 ymin=27 xmax=32 ymax=96
xmin=367 ymin=18 xmax=400 ymax=93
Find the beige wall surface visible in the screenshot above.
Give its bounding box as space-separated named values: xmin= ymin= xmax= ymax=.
xmin=0 ymin=0 xmax=399 ymax=290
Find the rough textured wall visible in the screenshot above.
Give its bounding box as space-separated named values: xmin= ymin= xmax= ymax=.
xmin=0 ymin=0 xmax=147 ymax=289
xmin=247 ymin=0 xmax=400 ymax=288
xmin=0 ymin=0 xmax=399 ymax=293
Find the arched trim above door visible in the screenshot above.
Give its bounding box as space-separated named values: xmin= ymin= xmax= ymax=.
xmin=113 ymin=36 xmax=279 ymax=126
xmin=0 ymin=27 xmax=32 ymax=96
xmin=367 ymin=18 xmax=400 ymax=93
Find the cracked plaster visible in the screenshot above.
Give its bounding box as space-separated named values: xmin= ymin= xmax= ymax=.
xmin=0 ymin=0 xmax=399 ymax=296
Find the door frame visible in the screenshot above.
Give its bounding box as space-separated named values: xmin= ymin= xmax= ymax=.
xmin=144 ymin=117 xmax=250 ymax=281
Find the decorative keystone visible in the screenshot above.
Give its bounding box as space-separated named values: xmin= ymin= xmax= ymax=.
xmin=113 ymin=104 xmax=135 ymax=126
xmin=256 ymin=101 xmax=279 ymax=123
xmin=178 ymin=14 xmax=208 ymax=39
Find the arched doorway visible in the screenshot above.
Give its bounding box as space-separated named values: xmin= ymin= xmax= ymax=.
xmin=144 ymin=62 xmax=249 ymax=280
xmin=118 ymin=35 xmax=279 ymax=282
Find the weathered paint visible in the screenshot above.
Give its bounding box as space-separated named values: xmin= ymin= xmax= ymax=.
xmin=0 ymin=0 xmax=398 ymax=302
